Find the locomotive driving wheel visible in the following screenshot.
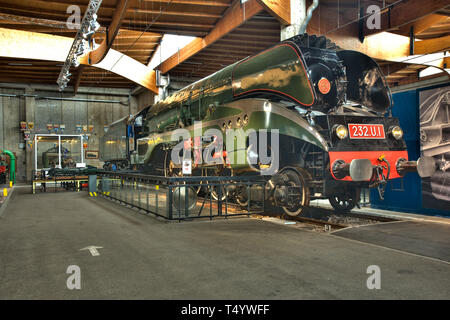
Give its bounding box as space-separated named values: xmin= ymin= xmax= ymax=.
xmin=277 ymin=168 xmax=310 ymax=216
xmin=205 ymin=167 xmax=231 ymax=201
xmin=235 ymin=184 xmax=250 ymax=207
xmin=328 ymin=188 xmax=360 ymax=213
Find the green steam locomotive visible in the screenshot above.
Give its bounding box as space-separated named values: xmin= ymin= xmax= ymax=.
xmin=101 ymin=34 xmax=435 ymax=215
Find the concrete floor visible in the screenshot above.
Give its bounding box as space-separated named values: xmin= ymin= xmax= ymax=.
xmin=0 ymin=188 xmax=449 ymax=299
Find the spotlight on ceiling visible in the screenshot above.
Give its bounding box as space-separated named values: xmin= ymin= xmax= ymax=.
xmin=91 ymin=21 xmax=101 ymax=32
xmin=82 ymin=29 xmax=95 ymax=40
xmin=72 ymin=57 xmax=80 ymax=68
xmin=57 ymin=0 xmax=103 ymax=91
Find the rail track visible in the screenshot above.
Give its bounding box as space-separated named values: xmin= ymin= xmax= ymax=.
xmin=259 ymin=204 xmax=398 ymax=232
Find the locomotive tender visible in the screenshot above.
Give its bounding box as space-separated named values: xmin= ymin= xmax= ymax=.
xmin=101 ymin=34 xmax=436 ymax=215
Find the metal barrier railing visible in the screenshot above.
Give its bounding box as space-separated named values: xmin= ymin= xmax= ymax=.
xmin=96 ymin=172 xmax=268 ymax=221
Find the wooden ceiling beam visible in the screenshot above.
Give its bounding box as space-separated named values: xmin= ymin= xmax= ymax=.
xmin=143 ymin=0 xmax=230 ymax=7
xmin=308 ymin=5 xmax=447 ymax=58
xmin=307 ymin=8 xmax=449 ymax=77
xmin=0 ymin=12 xmax=98 ymax=31
xmin=112 ymin=42 xmax=159 ymax=46
xmin=124 ymin=20 xmax=214 ymax=29
xmin=387 ymin=70 xmax=448 ymax=87
xmin=364 ymin=0 xmax=450 ymax=37
xmin=134 ymin=8 xmax=221 ymax=19
xmin=139 ymin=28 xmax=207 ymax=37
xmin=0 ymin=27 xmax=157 ymax=92
xmin=222 ymin=33 xmax=280 ymax=41
xmin=396 ymin=14 xmax=448 ymax=36
xmin=380 ymin=62 xmax=410 ymax=76
xmin=73 ymin=65 xmax=85 ymax=93
xmin=76 ymin=0 xmax=157 ymax=93
xmin=422 ymin=56 xmax=450 ymax=70
xmin=200 ymin=48 xmax=258 ymax=57
xmin=415 ymin=35 xmax=450 ymax=54
xmin=82 ymin=0 xmax=134 ymax=66
xmin=158 ymin=0 xmax=264 ymax=74
xmin=256 ymin=0 xmax=290 ymax=25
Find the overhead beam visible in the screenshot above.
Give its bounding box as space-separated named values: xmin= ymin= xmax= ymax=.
xmin=419 ymin=56 xmax=450 ymax=70
xmin=0 ymin=12 xmax=105 ymax=32
xmin=158 ymin=0 xmax=264 ymax=74
xmin=134 ymin=8 xmax=221 ymax=19
xmin=334 ymin=30 xmax=449 ymax=73
xmin=364 ymin=0 xmax=450 ymax=36
xmin=380 ymin=62 xmax=410 ymax=76
xmin=307 ymin=8 xmax=449 ymax=75
xmin=257 ymin=0 xmax=290 ymax=25
xmin=87 ymin=0 xmax=133 ymax=65
xmin=0 ymin=27 xmax=158 ymax=93
xmin=76 ymin=0 xmax=134 ymax=93
xmin=73 ymin=65 xmax=86 ymax=94
xmin=415 ymin=35 xmax=450 ymax=54
xmin=396 ymin=14 xmax=448 ymax=35
xmin=144 ymin=0 xmax=230 ymax=6
xmin=308 ymin=4 xmax=449 ymax=58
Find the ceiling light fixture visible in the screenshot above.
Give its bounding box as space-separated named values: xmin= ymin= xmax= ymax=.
xmin=57 ymin=0 xmax=103 ymax=91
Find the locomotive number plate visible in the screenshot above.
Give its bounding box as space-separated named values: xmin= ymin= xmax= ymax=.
xmin=348 ymin=124 xmax=385 ymax=139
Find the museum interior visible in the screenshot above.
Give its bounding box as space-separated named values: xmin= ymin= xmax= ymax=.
xmin=0 ymin=0 xmax=448 ymax=302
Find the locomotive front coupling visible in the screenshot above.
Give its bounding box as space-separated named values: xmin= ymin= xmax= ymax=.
xmin=331 ymin=155 xmax=437 ymax=182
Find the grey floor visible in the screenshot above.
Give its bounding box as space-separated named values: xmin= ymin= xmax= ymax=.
xmin=0 ymin=188 xmax=449 ymax=299
xmin=333 ymin=221 xmax=450 ymax=262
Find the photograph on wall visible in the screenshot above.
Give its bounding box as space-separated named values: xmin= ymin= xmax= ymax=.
xmin=85 ymin=150 xmax=99 ymax=159
xmin=419 ymin=85 xmax=450 ymax=211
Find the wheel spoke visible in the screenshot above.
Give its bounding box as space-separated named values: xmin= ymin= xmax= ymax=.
xmin=329 ymin=189 xmax=359 ymax=213
xmin=279 ymin=169 xmax=310 ymax=216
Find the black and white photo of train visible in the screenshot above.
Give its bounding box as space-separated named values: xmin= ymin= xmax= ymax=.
xmin=419 ymin=85 xmax=450 ymax=208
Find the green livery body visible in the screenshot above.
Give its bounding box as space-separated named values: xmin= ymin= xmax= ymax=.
xmin=101 ymin=34 xmax=409 ymax=216
xmin=136 ymin=42 xmax=323 ymax=168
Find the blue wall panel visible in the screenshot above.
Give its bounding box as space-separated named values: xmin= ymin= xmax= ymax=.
xmin=371 ymin=90 xmax=423 ymax=213
xmin=370 ymin=88 xmax=449 ymax=217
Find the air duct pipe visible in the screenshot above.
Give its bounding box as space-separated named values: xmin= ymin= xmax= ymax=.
xmin=1 ymin=149 xmax=16 ymax=185
xmin=299 ymin=0 xmax=319 ymax=34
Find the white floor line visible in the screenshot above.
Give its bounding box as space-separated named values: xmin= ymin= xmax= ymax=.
xmin=329 ymin=220 xmax=407 ymax=234
xmin=258 ymin=215 xmax=450 ymax=265
xmin=326 ymin=232 xmax=450 ymax=265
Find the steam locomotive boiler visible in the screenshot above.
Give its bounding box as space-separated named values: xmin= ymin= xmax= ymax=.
xmin=101 ymin=34 xmax=436 ymax=216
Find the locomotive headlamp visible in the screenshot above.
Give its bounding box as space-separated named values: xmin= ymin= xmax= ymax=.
xmin=243 ymin=114 xmax=249 ymax=125
xmin=335 ymin=125 xmax=348 ymax=139
xmin=391 ymin=126 xmax=403 ymax=140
